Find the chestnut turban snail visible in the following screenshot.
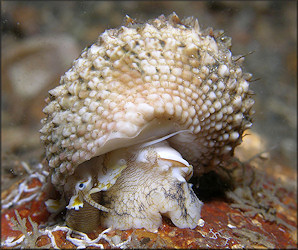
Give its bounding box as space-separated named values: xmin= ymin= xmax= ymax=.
xmin=40 ymin=13 xmax=254 ymax=233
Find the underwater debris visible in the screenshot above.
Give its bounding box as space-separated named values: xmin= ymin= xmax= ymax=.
xmin=225 ymin=157 xmax=297 ymax=233
xmin=3 ymin=210 xmax=50 ymax=248
xmin=3 ymin=213 xmax=132 ymax=249
xmin=1 ymin=162 xmax=47 ymax=210
xmin=231 ymin=227 xmax=275 ymax=248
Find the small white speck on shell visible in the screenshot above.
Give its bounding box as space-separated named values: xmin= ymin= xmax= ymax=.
xmin=229 ymin=132 xmax=240 ymax=141
xmin=218 ymin=64 xmax=229 ymax=77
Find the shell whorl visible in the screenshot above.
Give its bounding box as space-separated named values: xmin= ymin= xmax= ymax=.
xmin=40 ymin=13 xmax=254 ymax=189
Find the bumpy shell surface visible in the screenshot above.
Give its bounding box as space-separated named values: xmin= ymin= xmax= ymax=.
xmin=40 ymin=13 xmax=254 ymax=189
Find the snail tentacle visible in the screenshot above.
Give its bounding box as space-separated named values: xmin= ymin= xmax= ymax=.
xmin=79 ymin=190 xmax=111 ymax=213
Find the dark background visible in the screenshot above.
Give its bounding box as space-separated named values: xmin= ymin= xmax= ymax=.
xmin=1 ymin=1 xmax=297 ymax=188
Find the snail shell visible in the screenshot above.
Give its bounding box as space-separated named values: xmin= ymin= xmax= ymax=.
xmin=41 ymin=13 xmax=255 ymax=232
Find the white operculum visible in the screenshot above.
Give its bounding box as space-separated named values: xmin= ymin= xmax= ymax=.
xmin=101 ymin=140 xmax=203 ymax=231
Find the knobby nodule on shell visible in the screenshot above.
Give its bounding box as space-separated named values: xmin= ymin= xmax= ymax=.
xmin=40 ymin=13 xmax=255 ymax=233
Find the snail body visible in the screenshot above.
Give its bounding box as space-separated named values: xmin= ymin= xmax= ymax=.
xmin=101 ymin=140 xmax=202 ymax=232
xmin=41 ymin=13 xmax=254 ymax=232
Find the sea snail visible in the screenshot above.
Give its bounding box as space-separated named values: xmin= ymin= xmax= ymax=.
xmin=40 ymin=13 xmax=254 ymax=233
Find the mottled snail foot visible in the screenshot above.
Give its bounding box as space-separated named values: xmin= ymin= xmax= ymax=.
xmin=100 ymin=141 xmax=203 ymax=232
xmin=157 ymin=181 xmax=203 ymax=229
